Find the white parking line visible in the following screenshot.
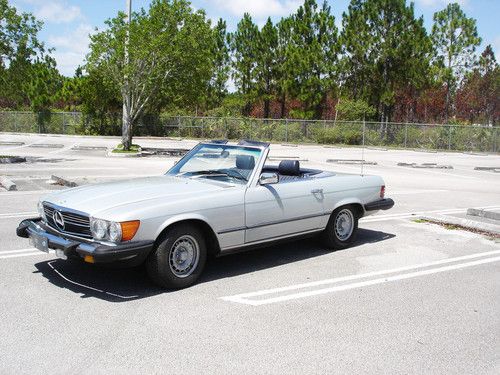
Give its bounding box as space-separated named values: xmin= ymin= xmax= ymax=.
xmin=0 ymin=190 xmax=52 ymax=196
xmin=0 ymin=251 xmax=46 ymax=259
xmin=221 ymin=250 xmax=500 ymax=306
xmin=0 ymin=212 xmax=37 ymax=219
xmin=2 ymin=167 xmax=126 ymax=172
xmin=361 ymin=205 xmax=500 ymax=222
xmin=389 ymin=189 xmax=448 ymax=195
xmin=0 ymin=248 xmax=37 ymax=254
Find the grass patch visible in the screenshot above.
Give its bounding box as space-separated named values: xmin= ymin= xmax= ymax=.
xmin=412 ymin=218 xmax=428 ymax=224
xmin=0 ymin=155 xmax=16 ymax=158
xmin=413 ymin=218 xmax=499 ymax=238
xmin=111 ymin=143 xmax=141 ymax=153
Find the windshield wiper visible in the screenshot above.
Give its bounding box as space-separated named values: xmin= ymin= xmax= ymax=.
xmin=188 ymin=169 xmax=247 ymax=182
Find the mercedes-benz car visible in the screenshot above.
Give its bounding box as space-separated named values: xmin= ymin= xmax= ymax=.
xmin=17 ymin=140 xmax=394 ymax=289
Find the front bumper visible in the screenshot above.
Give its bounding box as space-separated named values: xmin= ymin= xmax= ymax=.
xmin=17 ymin=218 xmax=154 ymax=264
xmin=364 ymin=198 xmax=395 ymax=211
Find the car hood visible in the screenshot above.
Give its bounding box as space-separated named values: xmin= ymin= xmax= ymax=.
xmin=42 ymin=175 xmax=229 ymax=216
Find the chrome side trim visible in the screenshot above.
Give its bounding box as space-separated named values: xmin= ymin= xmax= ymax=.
xmin=220 ymin=228 xmax=323 ymax=251
xmin=217 ymin=211 xmax=331 ymax=234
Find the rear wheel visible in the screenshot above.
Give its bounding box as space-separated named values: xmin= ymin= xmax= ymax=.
xmin=146 ymin=223 xmax=207 ymax=289
xmin=321 ymin=205 xmax=359 ymax=249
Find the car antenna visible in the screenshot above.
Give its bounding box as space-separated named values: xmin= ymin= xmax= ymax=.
xmin=361 ymin=116 xmax=365 ymax=177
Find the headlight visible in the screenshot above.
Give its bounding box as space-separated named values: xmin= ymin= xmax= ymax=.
xmin=90 ymin=218 xmax=140 ymax=243
xmin=90 ymin=218 xmax=108 ymax=240
xmin=37 ymin=201 xmax=46 ymax=221
xmin=108 ymin=221 xmax=122 ymax=242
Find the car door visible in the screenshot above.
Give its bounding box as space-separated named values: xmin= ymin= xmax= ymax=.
xmin=244 ymin=178 xmax=326 ymax=244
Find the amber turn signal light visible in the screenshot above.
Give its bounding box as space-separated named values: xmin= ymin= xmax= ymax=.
xmin=120 ymin=220 xmax=140 ymax=241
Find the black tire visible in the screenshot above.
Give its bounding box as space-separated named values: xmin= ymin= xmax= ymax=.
xmin=321 ymin=205 xmax=359 ymax=250
xmin=146 ymin=223 xmax=207 ymax=289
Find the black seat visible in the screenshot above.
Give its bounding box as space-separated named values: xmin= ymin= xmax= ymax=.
xmin=278 ymin=160 xmax=300 ymax=176
xmin=236 ymin=155 xmax=255 ymax=170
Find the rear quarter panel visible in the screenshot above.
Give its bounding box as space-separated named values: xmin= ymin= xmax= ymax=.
xmin=321 ymin=174 xmax=384 ymax=222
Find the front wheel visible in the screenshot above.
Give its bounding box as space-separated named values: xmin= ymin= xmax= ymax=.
xmin=146 ymin=224 xmax=207 ymax=289
xmin=321 ymin=205 xmax=359 ymax=250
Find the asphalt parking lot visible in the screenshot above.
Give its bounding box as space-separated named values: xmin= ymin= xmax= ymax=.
xmin=1 ymin=133 xmax=499 ymax=374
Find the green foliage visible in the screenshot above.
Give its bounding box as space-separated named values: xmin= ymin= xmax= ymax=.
xmin=207 ymin=18 xmax=230 ymax=108
xmin=314 ymin=125 xmax=363 ymax=145
xmin=86 ymin=0 xmax=215 ymax=147
xmin=287 ymin=0 xmax=338 ymax=119
xmin=229 ymin=13 xmax=259 ymax=115
xmin=205 ymin=94 xmax=246 ymax=117
xmin=255 ymin=18 xmax=278 ymax=118
xmin=336 ymin=98 xmax=375 ymax=120
xmin=431 ymin=2 xmax=481 ymax=117
xmin=341 ymin=0 xmax=434 ymax=121
xmin=0 ymin=0 xmax=48 ymax=108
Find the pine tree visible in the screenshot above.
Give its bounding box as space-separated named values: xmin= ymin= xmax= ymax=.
xmin=431 ymin=3 xmax=481 ymax=120
xmin=208 ymin=18 xmax=230 ymax=108
xmin=255 ymin=18 xmax=278 ymax=118
xmin=287 ymin=0 xmax=338 ymax=119
xmin=229 ymin=13 xmax=259 ymax=116
xmin=341 ymin=0 xmax=433 ymax=122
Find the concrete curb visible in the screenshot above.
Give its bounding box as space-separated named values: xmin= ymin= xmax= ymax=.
xmin=50 ymin=175 xmax=77 ymax=188
xmin=474 ymin=166 xmax=500 ymax=173
xmin=140 ymin=147 xmax=189 ymax=157
xmin=0 ymin=156 xmax=26 ymax=164
xmin=327 ymin=159 xmax=377 ymax=165
xmin=0 ymin=176 xmax=17 ymax=191
xmin=0 ymin=141 xmax=25 ymax=146
xmin=466 ymin=208 xmax=500 ymax=221
xmin=106 ymin=151 xmax=142 ymax=158
xmin=420 ymin=213 xmax=500 ymax=236
xmin=397 ymin=162 xmax=453 ymax=169
xmin=71 ymin=145 xmax=108 ymax=151
xmin=29 ymin=143 xmax=64 ymax=149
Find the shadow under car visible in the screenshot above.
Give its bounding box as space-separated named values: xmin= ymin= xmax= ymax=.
xmin=33 ymin=228 xmax=395 ymax=302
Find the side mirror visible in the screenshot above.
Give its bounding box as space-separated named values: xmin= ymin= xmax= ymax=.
xmin=259 ymin=172 xmax=279 ymax=185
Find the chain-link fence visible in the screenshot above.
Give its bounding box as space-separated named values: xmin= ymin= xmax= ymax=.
xmin=0 ymin=111 xmax=498 ymax=153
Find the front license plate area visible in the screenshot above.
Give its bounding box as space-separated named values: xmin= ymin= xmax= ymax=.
xmin=30 ymin=232 xmax=49 ymax=253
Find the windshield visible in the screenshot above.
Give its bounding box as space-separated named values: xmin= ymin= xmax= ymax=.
xmin=166 ymin=144 xmax=262 ymax=184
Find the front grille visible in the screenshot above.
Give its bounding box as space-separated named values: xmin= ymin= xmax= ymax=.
xmin=43 ymin=203 xmax=92 ymax=239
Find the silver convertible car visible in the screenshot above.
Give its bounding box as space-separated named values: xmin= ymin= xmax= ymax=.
xmin=17 ymin=140 xmax=393 ymax=289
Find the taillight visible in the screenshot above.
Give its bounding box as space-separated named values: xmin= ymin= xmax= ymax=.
xmin=380 ymin=185 xmax=385 ymax=198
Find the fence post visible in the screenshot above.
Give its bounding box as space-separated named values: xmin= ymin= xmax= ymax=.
xmin=448 ymin=126 xmax=452 ymax=150
xmin=404 ymin=124 xmax=408 ymax=148
xmin=285 ymin=119 xmax=289 ymax=143
xmin=493 ymin=127 xmax=497 ymax=153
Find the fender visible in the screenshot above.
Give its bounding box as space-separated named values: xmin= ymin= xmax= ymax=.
xmin=155 ymin=212 xmax=220 ymax=241
xmin=329 ymin=197 xmax=365 ymax=216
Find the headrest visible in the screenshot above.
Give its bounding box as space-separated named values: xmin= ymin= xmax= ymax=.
xmin=236 ymin=155 xmax=255 ymax=170
xmin=278 ymin=160 xmax=300 ymax=176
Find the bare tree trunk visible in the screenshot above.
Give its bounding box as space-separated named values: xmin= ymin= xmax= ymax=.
xmin=122 ymin=109 xmax=132 ymax=149
xmin=263 ymin=98 xmax=270 ymax=119
xmin=122 ymin=0 xmax=132 ymax=150
xmin=280 ymin=93 xmax=286 ymax=118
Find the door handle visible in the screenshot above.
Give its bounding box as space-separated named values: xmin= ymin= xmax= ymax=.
xmin=311 ymin=189 xmax=323 ymax=194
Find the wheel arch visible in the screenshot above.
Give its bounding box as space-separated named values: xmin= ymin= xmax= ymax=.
xmin=330 ymin=199 xmax=365 ymax=219
xmin=155 ymin=215 xmax=221 ymax=256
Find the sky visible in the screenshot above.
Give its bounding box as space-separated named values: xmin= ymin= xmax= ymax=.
xmin=10 ymin=0 xmax=500 ymax=77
